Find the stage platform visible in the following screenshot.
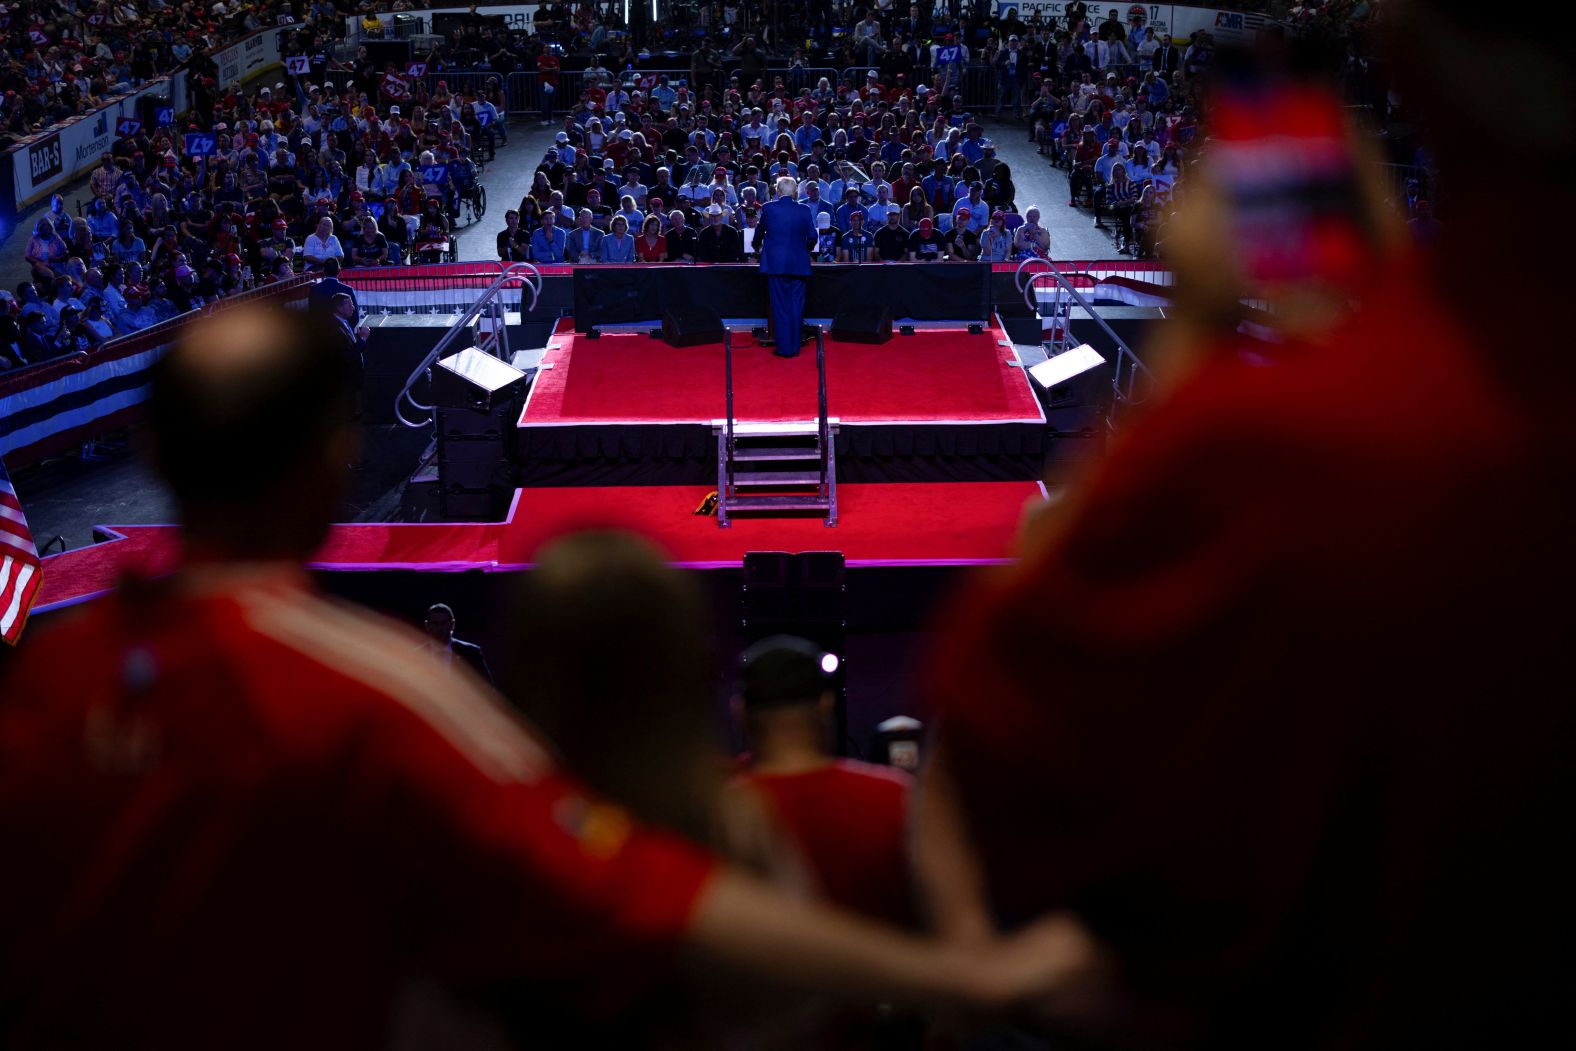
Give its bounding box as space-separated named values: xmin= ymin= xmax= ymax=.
xmin=34 ymin=481 xmax=1046 ymax=613
xmin=515 ymin=319 xmax=1050 ymax=486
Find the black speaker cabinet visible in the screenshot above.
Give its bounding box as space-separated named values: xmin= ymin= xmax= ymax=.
xmin=661 ymin=307 xmax=725 ymax=348
xmin=830 ymin=306 xmax=893 ymax=345
xmin=432 ymin=348 xmax=528 ymax=413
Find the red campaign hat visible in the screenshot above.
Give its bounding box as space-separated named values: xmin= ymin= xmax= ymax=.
xmin=272 ymin=218 xmax=288 ymax=229
xmin=225 ymin=253 xmax=242 ymax=265
xmin=350 ymin=190 xmax=365 ymax=201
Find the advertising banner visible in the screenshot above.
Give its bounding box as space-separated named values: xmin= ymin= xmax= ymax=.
xmin=9 ymin=80 xmax=171 ymax=207
xmin=346 ymin=3 xmax=544 ymax=39
xmin=209 ymin=24 xmax=289 ymax=92
xmin=993 ymin=2 xmax=1265 ymax=42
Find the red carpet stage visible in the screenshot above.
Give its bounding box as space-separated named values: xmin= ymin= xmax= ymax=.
xmin=34 ymin=482 xmax=1046 ymax=613
xmin=515 ymin=321 xmax=1050 ymax=486
xmin=524 ymin=322 xmax=1042 ymax=426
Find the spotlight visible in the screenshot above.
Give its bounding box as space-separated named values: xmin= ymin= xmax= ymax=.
xmin=820 ymin=652 xmax=840 ymax=674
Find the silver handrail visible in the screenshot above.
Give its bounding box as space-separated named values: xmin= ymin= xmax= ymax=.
xmin=1014 ymin=255 xmax=1054 ymax=295
xmin=1023 ymin=270 xmax=1151 ymax=407
xmin=394 ymin=262 xmax=542 ymax=427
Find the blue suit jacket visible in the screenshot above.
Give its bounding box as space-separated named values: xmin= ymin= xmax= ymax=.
xmin=757 ymin=196 xmax=816 ymax=277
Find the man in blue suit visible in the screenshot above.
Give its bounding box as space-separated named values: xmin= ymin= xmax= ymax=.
xmin=756 ymin=176 xmax=817 ymax=358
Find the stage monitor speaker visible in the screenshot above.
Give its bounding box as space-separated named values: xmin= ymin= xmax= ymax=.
xmin=830 ymin=306 xmax=893 ymax=345
xmin=432 ymin=348 xmax=527 ymax=412
xmin=661 ymin=307 xmax=725 ymax=348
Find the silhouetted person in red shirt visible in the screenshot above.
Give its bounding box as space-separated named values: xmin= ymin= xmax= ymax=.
xmin=920 ymin=8 xmax=1576 ymax=1049
xmin=737 ymin=636 xmax=916 ymax=929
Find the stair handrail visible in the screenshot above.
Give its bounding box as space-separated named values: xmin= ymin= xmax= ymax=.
xmin=815 ymin=325 xmax=830 ymax=499
xmin=1023 ymin=270 xmax=1151 ymax=406
xmin=394 ymin=262 xmax=541 ymax=428
xmin=723 ymin=327 xmax=736 ymax=503
xmin=1014 ymin=255 xmax=1054 ymax=295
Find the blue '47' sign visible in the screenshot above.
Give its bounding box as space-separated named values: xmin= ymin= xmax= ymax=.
xmin=115 ymin=117 xmax=142 ymax=137
xmin=184 ymin=133 xmax=218 ymax=157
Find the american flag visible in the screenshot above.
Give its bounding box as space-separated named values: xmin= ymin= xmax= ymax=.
xmin=0 ymin=458 xmax=42 ymax=645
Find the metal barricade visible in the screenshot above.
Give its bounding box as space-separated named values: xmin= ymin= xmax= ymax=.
xmin=503 ymin=69 xmax=585 ymax=120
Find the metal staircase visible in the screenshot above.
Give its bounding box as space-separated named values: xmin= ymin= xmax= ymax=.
xmin=715 ymin=327 xmax=838 ymax=528
xmin=1015 ymin=258 xmax=1153 ymax=427
xmin=394 ymin=262 xmax=541 ymax=428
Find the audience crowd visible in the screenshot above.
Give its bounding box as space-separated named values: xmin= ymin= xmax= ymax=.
xmin=499 ymin=4 xmax=1213 ymax=268
xmin=0 ymin=0 xmax=338 ymax=142
xmin=3 ymin=38 xmax=505 ymax=370
xmin=11 ymin=0 xmax=1406 ymax=373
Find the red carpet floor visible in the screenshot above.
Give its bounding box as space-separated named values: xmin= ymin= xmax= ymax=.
xmin=36 ymin=482 xmax=1044 ymax=611
xmin=522 ymin=324 xmax=1043 ymax=426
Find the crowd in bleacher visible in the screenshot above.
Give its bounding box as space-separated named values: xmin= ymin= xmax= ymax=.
xmin=3 ymin=38 xmax=507 ymax=370
xmin=0 ymin=0 xmax=325 ymax=142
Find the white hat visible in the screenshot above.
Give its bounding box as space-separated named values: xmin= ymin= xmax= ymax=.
xmin=618 ymin=128 xmax=633 ymax=139
xmin=916 ymin=84 xmax=929 ymax=95
xmin=706 ymin=203 xmax=723 ymax=215
xmin=555 ymin=131 xmax=569 ymax=143
xmin=1008 ymin=34 xmax=1019 ymax=41
xmin=867 ymin=69 xmax=878 ymax=78
xmin=388 ymin=105 xmax=400 ymax=114
xmin=815 ymin=212 xmax=831 ymax=229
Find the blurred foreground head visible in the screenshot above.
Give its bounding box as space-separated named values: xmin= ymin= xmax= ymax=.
xmin=509 ymin=531 xmax=721 ymax=842
xmin=149 ymin=304 xmax=353 ymax=561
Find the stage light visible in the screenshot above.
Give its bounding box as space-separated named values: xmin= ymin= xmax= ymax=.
xmin=1028 ymin=343 xmax=1105 ymax=389
xmin=820 ymin=652 xmax=840 ymax=674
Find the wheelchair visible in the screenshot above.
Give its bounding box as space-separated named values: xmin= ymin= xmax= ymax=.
xmin=450 ymin=162 xmax=488 ymax=226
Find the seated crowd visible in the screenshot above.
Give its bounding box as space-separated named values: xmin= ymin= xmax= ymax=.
xmin=0 ymin=0 xmax=331 ymax=143
xmin=500 ymin=75 xmax=1049 ymax=266
xmin=497 ymin=10 xmax=1208 ymax=267
xmin=5 ymin=2 xmax=1219 ymax=370
xmin=5 ymin=55 xmax=500 ymax=369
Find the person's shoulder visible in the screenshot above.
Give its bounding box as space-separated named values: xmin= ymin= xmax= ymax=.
xmin=829 ymin=758 xmax=915 ymax=793
xmin=229 ymin=582 xmax=549 ymax=781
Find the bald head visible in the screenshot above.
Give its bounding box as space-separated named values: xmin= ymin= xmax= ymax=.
xmin=150 ymin=304 xmax=352 ymax=551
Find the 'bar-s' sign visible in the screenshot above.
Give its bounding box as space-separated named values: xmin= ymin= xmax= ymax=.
xmin=27 ymin=134 xmax=63 ymax=186
xmin=184 ymin=133 xmax=218 ymax=157
xmin=115 ymin=117 xmax=143 ymax=137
